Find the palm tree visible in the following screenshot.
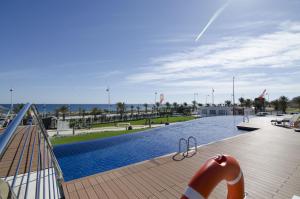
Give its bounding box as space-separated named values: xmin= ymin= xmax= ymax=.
xmin=116 ymin=102 xmax=126 ymax=118
xmin=271 ymin=99 xmax=280 ymax=113
xmin=183 ymin=102 xmax=188 ymax=107
xmin=172 ymin=102 xmax=178 ymax=113
xmin=245 ymin=99 xmax=252 ymax=108
xmin=130 ymin=105 xmax=134 ymax=117
xmin=59 ymin=105 xmax=69 ymax=121
xmin=81 ymin=109 xmax=86 ymax=119
xmin=55 ymin=109 xmax=59 ymax=118
xmin=192 ymin=100 xmax=197 ymax=111
xmin=278 ymin=96 xmax=289 ymax=113
xmin=13 ymin=103 xmax=25 ymax=114
xmin=239 ymin=97 xmax=245 ymax=107
xmin=225 ymin=100 xmax=231 ymax=107
xmin=155 ymin=102 xmax=160 ymax=114
xmin=143 ymin=103 xmax=148 ymax=113
xmin=91 ymin=107 xmax=99 ymax=120
xmin=291 ymin=96 xmax=300 ymax=110
xmin=165 ymin=102 xmax=171 ymax=115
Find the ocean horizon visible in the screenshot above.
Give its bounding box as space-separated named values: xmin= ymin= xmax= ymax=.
xmin=0 ymin=104 xmax=155 ymax=113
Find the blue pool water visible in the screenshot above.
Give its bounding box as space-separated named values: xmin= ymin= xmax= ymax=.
xmin=54 ymin=116 xmax=246 ymax=181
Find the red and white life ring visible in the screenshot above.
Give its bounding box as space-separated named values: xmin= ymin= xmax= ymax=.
xmin=181 ymin=154 xmax=244 ymax=199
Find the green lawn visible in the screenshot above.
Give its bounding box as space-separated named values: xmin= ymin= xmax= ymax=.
xmin=51 ymin=116 xmax=196 ymax=145
xmin=286 ymin=107 xmax=300 ymax=113
xmin=91 ymin=116 xmax=195 ymax=128
xmin=51 ymin=128 xmax=149 ymax=146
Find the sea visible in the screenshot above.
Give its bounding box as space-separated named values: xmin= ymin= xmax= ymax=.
xmin=0 ymin=104 xmax=155 ymax=113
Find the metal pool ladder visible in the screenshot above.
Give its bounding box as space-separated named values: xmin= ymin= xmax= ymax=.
xmin=172 ymin=136 xmax=198 ymax=161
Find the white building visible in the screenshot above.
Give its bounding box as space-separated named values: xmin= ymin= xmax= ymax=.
xmin=198 ymin=106 xmax=233 ymax=117
xmin=198 ymin=106 xmax=254 ymax=117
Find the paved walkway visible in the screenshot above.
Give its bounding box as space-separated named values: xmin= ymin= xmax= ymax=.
xmin=47 ymin=124 xmax=165 ymax=137
xmin=62 ymin=116 xmax=300 ymax=199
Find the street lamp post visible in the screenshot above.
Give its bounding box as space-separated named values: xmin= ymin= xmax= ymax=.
xmin=211 ymin=89 xmax=214 ymax=105
xmin=9 ymin=88 xmax=13 ymax=113
xmin=194 ymin=93 xmax=198 ymax=102
xmin=43 ymin=104 xmax=46 ymax=118
xmin=106 ymin=87 xmax=111 ymax=113
xmin=233 ymin=76 xmax=235 ymax=115
xmin=205 ymin=95 xmax=210 ymax=105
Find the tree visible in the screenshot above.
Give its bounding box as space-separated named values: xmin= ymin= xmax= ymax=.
xmin=143 ymin=103 xmax=148 ymax=113
xmin=130 ymin=105 xmax=134 ymax=117
xmin=192 ymin=100 xmax=197 ymax=111
xmin=291 ymin=96 xmax=300 ymax=110
xmin=245 ymin=99 xmax=252 ymax=108
xmin=155 ymin=102 xmax=160 ymax=114
xmin=239 ymin=97 xmax=245 ymax=107
xmin=165 ymin=102 xmax=171 ymax=115
xmin=253 ymin=98 xmax=265 ymax=112
xmin=278 ymin=96 xmax=289 ymax=113
xmin=55 ymin=109 xmax=59 ymax=118
xmin=271 ymin=100 xmax=279 ymax=112
xmin=13 ymin=103 xmax=25 ymax=114
xmin=91 ymin=108 xmax=99 ymax=120
xmin=225 ymin=100 xmax=231 ymax=107
xmin=116 ymin=102 xmax=126 ymax=118
xmin=172 ymin=102 xmax=178 ymax=112
xmin=183 ymin=102 xmax=188 ymax=107
xmin=59 ymin=105 xmax=69 ymax=121
xmin=198 ymin=103 xmax=203 ymax=107
xmin=81 ymin=109 xmax=86 ymax=119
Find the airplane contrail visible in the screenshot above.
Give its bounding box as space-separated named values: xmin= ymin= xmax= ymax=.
xmin=195 ymin=1 xmax=230 ymax=42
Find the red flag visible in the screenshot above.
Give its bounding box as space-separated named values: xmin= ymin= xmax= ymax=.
xmin=160 ymin=94 xmax=164 ymax=104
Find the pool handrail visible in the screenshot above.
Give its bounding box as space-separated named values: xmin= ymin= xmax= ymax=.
xmin=187 ymin=136 xmax=197 ymax=157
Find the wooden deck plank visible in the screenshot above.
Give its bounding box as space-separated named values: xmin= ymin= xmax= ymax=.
xmin=112 ymin=177 xmax=138 ymax=199
xmin=92 ymin=184 xmax=109 ymax=199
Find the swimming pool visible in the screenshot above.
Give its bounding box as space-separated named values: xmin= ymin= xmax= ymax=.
xmin=54 ymin=116 xmax=246 ymax=181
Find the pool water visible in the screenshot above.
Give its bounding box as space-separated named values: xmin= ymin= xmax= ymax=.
xmin=54 ymin=116 xmax=246 ymax=181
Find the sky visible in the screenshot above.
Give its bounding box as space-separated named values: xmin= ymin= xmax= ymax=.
xmin=0 ymin=0 xmax=299 ymax=104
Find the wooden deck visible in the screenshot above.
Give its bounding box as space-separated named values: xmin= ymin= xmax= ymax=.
xmin=61 ymin=117 xmax=300 ymax=199
xmin=0 ymin=126 xmax=50 ymax=177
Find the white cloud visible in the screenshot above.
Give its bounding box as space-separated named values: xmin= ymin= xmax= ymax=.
xmin=127 ymin=21 xmax=300 ymax=98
